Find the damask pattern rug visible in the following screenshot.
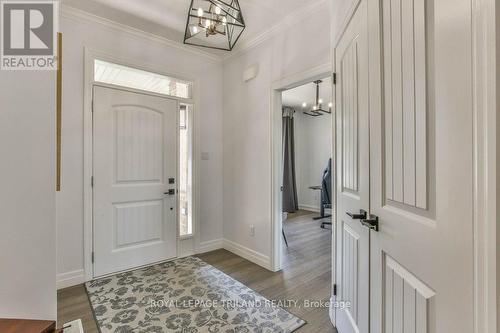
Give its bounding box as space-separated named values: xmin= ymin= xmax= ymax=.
xmin=85 ymin=257 xmax=306 ymax=333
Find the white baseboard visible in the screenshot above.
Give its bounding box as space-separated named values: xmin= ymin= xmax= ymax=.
xmin=329 ymin=296 xmax=336 ymax=326
xmin=298 ymin=204 xmax=320 ymax=213
xmin=223 ymin=239 xmax=271 ymax=270
xmin=197 ymin=238 xmax=271 ymax=272
xmin=56 ymin=238 xmax=267 ymax=290
xmin=196 ymin=238 xmax=224 ymax=254
xmin=178 ymin=237 xmax=196 ymax=258
xmin=57 ymin=269 xmax=85 ymax=290
xmin=178 ymin=249 xmax=196 ymax=258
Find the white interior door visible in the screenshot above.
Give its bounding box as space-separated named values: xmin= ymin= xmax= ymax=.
xmin=368 ymin=0 xmax=474 ymax=331
xmin=93 ymin=85 xmax=178 ymax=277
xmin=334 ymin=1 xmax=370 ymax=332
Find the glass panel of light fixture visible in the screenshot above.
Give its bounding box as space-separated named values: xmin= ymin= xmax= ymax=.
xmin=185 ymin=0 xmax=245 ymax=51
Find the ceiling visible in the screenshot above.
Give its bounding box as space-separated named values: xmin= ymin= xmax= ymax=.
xmin=62 ymin=0 xmax=323 ymax=55
xmin=282 ymin=77 xmax=332 ymax=111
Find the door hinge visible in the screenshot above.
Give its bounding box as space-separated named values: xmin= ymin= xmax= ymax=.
xmin=91 ymin=252 xmax=95 ymax=263
xmin=333 ymin=284 xmax=338 ymax=296
xmin=332 ymin=73 xmax=337 ymax=85
xmin=91 ymin=176 xmax=94 ymax=187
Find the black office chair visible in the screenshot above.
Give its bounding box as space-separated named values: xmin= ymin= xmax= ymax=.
xmin=320 ymin=159 xmax=332 ymax=229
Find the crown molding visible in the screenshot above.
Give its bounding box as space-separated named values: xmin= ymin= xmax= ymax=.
xmin=60 ymin=4 xmax=223 ymax=63
xmin=223 ymin=0 xmax=329 ymax=61
xmin=61 ymin=0 xmax=329 ymax=64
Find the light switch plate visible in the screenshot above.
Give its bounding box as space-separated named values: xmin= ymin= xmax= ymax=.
xmin=201 ymin=152 xmax=210 ymax=160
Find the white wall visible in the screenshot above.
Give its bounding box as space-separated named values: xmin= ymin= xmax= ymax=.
xmin=294 ymin=111 xmax=332 ymax=212
xmin=0 ymin=71 xmax=56 ymax=319
xmin=56 ymin=10 xmax=224 ymax=285
xmin=222 ymin=2 xmax=331 ymax=265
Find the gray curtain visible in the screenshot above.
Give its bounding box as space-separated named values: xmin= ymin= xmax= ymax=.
xmin=282 ymin=107 xmax=298 ymax=213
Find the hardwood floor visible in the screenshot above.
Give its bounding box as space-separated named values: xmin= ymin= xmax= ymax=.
xmin=57 ymin=285 xmax=98 ymax=333
xmin=57 ymin=210 xmax=335 ymax=332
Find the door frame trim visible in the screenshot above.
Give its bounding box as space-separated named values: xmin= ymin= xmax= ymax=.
xmin=471 ymin=0 xmax=497 ymax=331
xmin=83 ymin=47 xmax=201 ymax=281
xmin=269 ymin=61 xmax=333 ymax=272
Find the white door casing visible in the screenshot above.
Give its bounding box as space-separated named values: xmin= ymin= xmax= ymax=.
xmin=93 ymin=86 xmax=178 ymax=277
xmin=368 ymin=0 xmax=474 ymax=332
xmin=334 ymin=1 xmax=370 ymax=332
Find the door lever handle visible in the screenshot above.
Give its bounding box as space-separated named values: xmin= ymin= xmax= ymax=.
xmin=346 ymin=209 xmax=367 ymax=220
xmin=164 ymin=189 xmax=176 ymax=195
xmin=361 ymin=214 xmax=379 ymax=231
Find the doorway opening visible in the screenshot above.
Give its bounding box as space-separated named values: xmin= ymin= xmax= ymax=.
xmin=270 ymin=66 xmax=333 ymax=274
xmin=279 ymin=77 xmax=333 ymax=264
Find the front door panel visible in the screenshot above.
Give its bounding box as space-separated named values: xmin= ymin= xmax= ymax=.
xmin=93 ymin=86 xmax=178 ymax=277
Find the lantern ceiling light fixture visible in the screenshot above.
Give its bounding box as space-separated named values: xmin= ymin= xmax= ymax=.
xmin=184 ymin=0 xmax=245 ymax=51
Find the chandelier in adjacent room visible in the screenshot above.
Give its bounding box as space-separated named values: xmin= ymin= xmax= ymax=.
xmin=303 ymin=80 xmax=332 ymax=117
xmin=184 ymin=0 xmax=245 ymax=51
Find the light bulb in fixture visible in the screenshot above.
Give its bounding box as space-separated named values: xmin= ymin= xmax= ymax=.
xmin=184 ymin=0 xmax=245 ymax=51
xmin=302 ymin=102 xmax=307 ymax=108
xmin=192 ymin=26 xmax=199 ymax=34
xmin=318 ymin=98 xmax=323 ymax=104
xmin=313 ymin=105 xmax=318 ymax=111
xmin=328 ymin=102 xmax=333 ymax=108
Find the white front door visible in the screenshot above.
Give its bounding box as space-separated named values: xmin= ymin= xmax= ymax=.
xmin=93 ymin=86 xmax=178 ymax=277
xmin=368 ymin=0 xmax=474 ymax=331
xmin=334 ymin=1 xmax=370 ymax=332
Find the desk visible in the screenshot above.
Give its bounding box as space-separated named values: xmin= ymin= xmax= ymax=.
xmin=0 ymin=319 xmax=61 ymax=333
xmin=309 ymin=185 xmax=331 ymax=220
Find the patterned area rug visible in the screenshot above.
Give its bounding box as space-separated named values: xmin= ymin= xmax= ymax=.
xmin=85 ymin=257 xmax=306 ymax=333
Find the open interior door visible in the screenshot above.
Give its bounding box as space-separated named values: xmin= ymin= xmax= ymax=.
xmin=368 ymin=0 xmax=474 ymax=331
xmin=334 ymin=1 xmax=370 ymax=332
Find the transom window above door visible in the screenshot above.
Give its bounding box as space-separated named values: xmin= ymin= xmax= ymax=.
xmin=94 ymin=59 xmax=192 ymax=99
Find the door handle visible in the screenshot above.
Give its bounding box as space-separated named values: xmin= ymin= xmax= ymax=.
xmin=346 ymin=209 xmax=367 ymax=220
xmin=361 ymin=214 xmax=379 ymax=231
xmin=164 ymin=189 xmax=176 ymax=195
